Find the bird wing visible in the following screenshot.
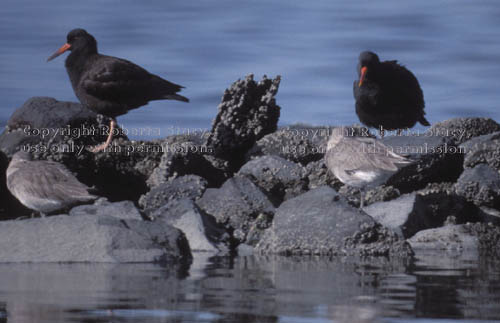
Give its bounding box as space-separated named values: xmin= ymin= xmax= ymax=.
xmin=329 ymin=137 xmax=413 ymax=173
xmin=81 ymin=56 xmax=183 ymax=104
xmin=380 ymin=61 xmax=424 ymax=109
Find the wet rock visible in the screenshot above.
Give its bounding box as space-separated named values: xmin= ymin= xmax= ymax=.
xmin=69 ymin=199 xmax=143 ymax=220
xmin=238 ymin=155 xmax=307 ymax=205
xmin=383 ymin=134 xmax=464 ymax=193
xmin=196 ymin=176 xmax=274 ymax=246
xmin=152 ymin=198 xmax=229 ymax=253
xmin=0 ymin=214 xmax=191 ymax=263
xmin=428 ymin=117 xmax=500 ymax=145
xmin=343 ymin=223 xmax=414 ymax=257
xmin=146 ymin=135 xmax=229 ymax=188
xmin=305 ymin=159 xmax=343 ymax=190
xmin=454 ymin=164 xmax=500 ymax=209
xmin=255 ymin=186 xmax=392 ymax=256
xmin=206 ymin=74 xmax=281 ymax=167
xmin=462 ymin=136 xmax=500 ymax=171
xmin=0 ymin=97 xmax=119 ymax=156
xmin=139 ymin=175 xmax=208 ymax=215
xmin=408 ymin=223 xmax=500 ymax=257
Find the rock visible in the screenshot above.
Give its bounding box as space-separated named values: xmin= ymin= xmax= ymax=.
xmin=364 ymin=185 xmax=480 ymax=238
xmin=0 ymin=97 xmax=120 ymax=156
xmin=69 ymin=199 xmax=143 ymax=220
xmin=459 ymin=131 xmax=500 ymax=154
xmin=428 ymin=117 xmax=500 ymax=145
xmin=254 ymin=186 xmax=406 ymax=256
xmin=462 ymin=136 xmax=500 ymax=171
xmin=363 ymin=193 xmax=428 ymax=238
xmin=146 ymin=135 xmax=229 ymax=188
xmin=238 ymin=155 xmax=307 ymax=205
xmin=0 ymin=214 xmax=191 ymax=263
xmin=245 ymin=126 xmax=324 ymax=165
xmin=417 ymin=182 xmax=481 ymax=223
xmin=454 ymin=164 xmax=500 ymax=209
xmin=342 ymin=223 xmax=414 ymax=257
xmin=305 ymin=159 xmax=343 ymax=190
xmin=196 ymin=176 xmax=274 ymax=246
xmin=338 ymin=185 xmax=401 ymax=208
xmin=206 ymin=75 xmax=281 ymax=166
xmin=383 ymin=134 xmax=464 ymax=193
xmin=152 ymin=199 xmax=228 ymax=253
xmin=139 ymin=175 xmax=208 ymax=215
xmin=408 ymin=223 xmax=500 ymax=257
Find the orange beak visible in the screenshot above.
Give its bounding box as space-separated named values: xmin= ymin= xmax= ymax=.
xmin=358 ymin=66 xmax=367 ymax=87
xmin=47 ymin=43 xmax=71 ymax=62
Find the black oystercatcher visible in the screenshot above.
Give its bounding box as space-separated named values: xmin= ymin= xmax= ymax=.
xmin=6 ymin=151 xmax=98 ymax=216
xmin=47 ymin=28 xmax=189 ymax=152
xmin=325 ymin=127 xmax=412 ymax=208
xmin=353 ymin=51 xmax=429 ymax=136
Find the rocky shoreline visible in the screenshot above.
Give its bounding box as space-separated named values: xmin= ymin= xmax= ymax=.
xmin=1 ymin=74 xmax=499 ymax=263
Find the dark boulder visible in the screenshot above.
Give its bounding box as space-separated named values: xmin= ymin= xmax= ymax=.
xmin=196 ymin=176 xmax=274 ymax=246
xmin=152 ymin=198 xmax=229 ymax=254
xmin=428 ymin=117 xmax=500 ymax=145
xmin=0 ymin=97 xmax=120 ymax=156
xmin=408 ymin=223 xmax=500 ymax=257
xmin=461 ymin=135 xmax=500 ymax=171
xmin=237 ymin=155 xmax=307 ymax=205
xmin=146 ymin=134 xmax=230 ymax=188
xmin=245 ymin=126 xmax=326 ymax=165
xmin=305 ymin=159 xmax=343 ymax=190
xmin=254 ymin=186 xmax=409 ymax=256
xmin=383 ymin=134 xmax=464 ymax=193
xmin=69 ymin=199 xmax=143 ymax=220
xmin=206 ymin=74 xmax=281 ymax=168
xmin=139 ymin=175 xmax=208 ymax=216
xmin=0 ymin=213 xmax=191 ymax=263
xmin=454 ymin=164 xmax=500 ymax=209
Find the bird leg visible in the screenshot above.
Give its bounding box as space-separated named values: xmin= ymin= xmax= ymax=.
xmin=90 ymin=119 xmax=116 ymax=153
xmin=379 ymin=126 xmax=385 ymax=138
xmin=359 ymin=190 xmax=365 ymax=209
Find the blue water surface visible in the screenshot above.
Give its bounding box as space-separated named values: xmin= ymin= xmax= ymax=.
xmin=1 ymin=0 xmax=500 ymax=139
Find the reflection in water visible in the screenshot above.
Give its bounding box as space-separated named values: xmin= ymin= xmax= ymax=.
xmin=0 ymin=253 xmax=498 ymax=322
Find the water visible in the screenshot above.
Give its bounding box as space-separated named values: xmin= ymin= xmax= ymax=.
xmin=1 ymin=1 xmax=500 ymax=139
xmin=0 ymin=254 xmax=498 ymax=322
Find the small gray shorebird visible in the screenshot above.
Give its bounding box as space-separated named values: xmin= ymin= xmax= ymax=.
xmin=325 ymin=127 xmax=413 ymax=208
xmin=47 ymin=28 xmax=189 ymax=152
xmin=6 ymin=151 xmax=98 ymax=216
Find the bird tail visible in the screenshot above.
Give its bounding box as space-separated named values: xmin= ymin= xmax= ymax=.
xmin=164 ymin=94 xmax=189 ymax=103
xmin=419 ymin=115 xmax=430 ymax=126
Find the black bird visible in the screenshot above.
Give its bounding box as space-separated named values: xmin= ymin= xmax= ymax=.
xmin=47 ymin=28 xmax=189 ymax=151
xmin=353 ymin=51 xmax=429 ymax=136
